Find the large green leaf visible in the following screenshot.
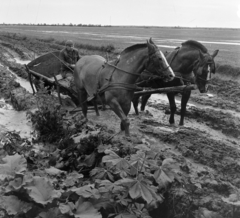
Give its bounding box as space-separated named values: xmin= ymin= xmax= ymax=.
xmin=0 ymin=195 xmax=32 ymax=215
xmin=102 ymin=150 xmax=129 ymax=170
xmin=129 ymin=180 xmax=153 ymax=204
xmin=59 ymin=197 xmax=101 ymax=218
xmin=0 ymin=154 xmax=27 ymax=180
xmin=115 ymin=213 xmax=137 ymax=218
xmin=154 ymin=158 xmax=180 ymax=188
xmin=45 ymin=167 xmax=66 ymax=176
xmin=90 ymin=167 xmax=114 ymax=181
xmin=71 ymin=184 xmax=101 ymax=199
xmin=74 ymin=197 xmax=101 ymax=218
xmin=38 ymin=207 xmax=69 ymax=218
xmin=63 ymin=171 xmax=83 ymax=187
xmin=117 ymin=176 xmax=159 ymax=204
xmin=97 ymin=179 xmax=124 ymax=194
xmin=25 ymin=176 xmax=61 ymax=205
xmin=194 ymin=207 xmax=222 ymax=218
xmin=59 ymin=202 xmax=75 ymax=216
xmin=6 ymin=173 xmax=34 ymax=193
xmin=5 ymin=176 xmax=23 ymax=192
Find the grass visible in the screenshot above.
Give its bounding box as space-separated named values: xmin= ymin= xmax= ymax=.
xmin=0 ymin=25 xmax=240 ymax=67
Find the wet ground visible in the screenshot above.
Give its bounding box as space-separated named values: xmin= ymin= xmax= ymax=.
xmin=0 ymin=32 xmax=240 ymax=217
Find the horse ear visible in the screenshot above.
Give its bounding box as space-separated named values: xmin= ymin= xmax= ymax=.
xmin=149 ymin=37 xmax=154 ymax=44
xmin=211 ymin=50 xmax=219 ymax=59
xmin=147 ymin=38 xmax=155 ymax=54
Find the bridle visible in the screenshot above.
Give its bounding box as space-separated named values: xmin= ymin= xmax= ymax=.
xmin=145 ymin=50 xmax=172 ymax=76
xmin=105 ymin=47 xmax=171 ymax=80
xmin=194 ymin=60 xmax=213 ymax=83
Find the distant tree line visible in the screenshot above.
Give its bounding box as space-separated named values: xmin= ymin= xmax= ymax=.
xmin=1 ymin=23 xmax=112 ymax=27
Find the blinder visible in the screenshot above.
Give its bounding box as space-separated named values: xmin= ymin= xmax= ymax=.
xmin=195 ymin=58 xmax=214 ymax=83
xmin=145 ymin=49 xmax=171 ymax=78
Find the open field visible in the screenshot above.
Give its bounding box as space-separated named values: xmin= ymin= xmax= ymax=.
xmin=0 ymin=25 xmax=240 ymax=67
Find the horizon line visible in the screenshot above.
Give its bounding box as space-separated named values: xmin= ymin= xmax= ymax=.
xmin=0 ymin=23 xmax=240 ymax=30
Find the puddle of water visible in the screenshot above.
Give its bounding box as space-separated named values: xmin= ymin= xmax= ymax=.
xmin=0 ymin=101 xmax=33 ymax=138
xmin=6 ymin=67 xmax=35 ymax=93
xmin=0 ymin=98 xmax=13 ymax=110
xmin=14 ymin=58 xmax=30 ymax=65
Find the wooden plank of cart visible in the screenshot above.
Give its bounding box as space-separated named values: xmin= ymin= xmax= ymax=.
xmin=24 ymin=51 xmax=79 ymax=105
xmin=134 ymin=84 xmax=196 ymax=96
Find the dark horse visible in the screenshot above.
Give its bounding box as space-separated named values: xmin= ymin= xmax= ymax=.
xmin=74 ymin=38 xmax=175 ymax=136
xmin=132 ymin=40 xmax=219 ymax=126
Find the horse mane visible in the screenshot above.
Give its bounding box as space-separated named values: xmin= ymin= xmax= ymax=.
xmin=181 ymin=40 xmax=208 ymax=53
xmin=120 ymin=43 xmax=147 ymax=56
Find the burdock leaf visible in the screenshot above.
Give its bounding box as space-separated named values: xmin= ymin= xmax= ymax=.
xmin=74 ymin=197 xmax=101 ymax=218
xmin=38 ymin=207 xmax=69 ymax=218
xmin=115 ymin=214 xmax=137 ymax=218
xmin=59 ymin=198 xmax=101 ymax=218
xmin=59 ymin=202 xmax=75 ymax=216
xmin=45 ymin=167 xmax=65 ymax=176
xmin=25 ymin=176 xmax=61 ymax=205
xmin=195 ymin=207 xmax=222 ymax=218
xmin=0 ymin=195 xmax=32 ymax=215
xmin=5 ymin=176 xmax=23 ymax=192
xmin=0 ymin=154 xmax=27 ymax=180
xmin=63 ymin=171 xmax=83 ymax=187
xmin=71 ymin=185 xmax=101 ymax=199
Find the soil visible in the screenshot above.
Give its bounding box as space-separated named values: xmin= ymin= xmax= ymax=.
xmin=0 ymin=31 xmax=240 ymax=217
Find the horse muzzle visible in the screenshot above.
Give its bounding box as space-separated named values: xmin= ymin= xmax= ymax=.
xmin=163 ymin=73 xmax=175 ymax=82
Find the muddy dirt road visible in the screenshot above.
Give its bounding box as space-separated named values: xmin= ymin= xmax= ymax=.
xmin=0 ymin=32 xmax=240 ymax=217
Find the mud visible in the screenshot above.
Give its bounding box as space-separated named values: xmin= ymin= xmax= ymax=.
xmin=0 ymin=32 xmax=240 ymax=217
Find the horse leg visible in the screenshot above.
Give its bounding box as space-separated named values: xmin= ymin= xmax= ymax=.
xmin=167 ymin=93 xmax=177 ymax=125
xmin=107 ymin=98 xmax=131 ymax=136
xmin=92 ymin=98 xmax=100 ymax=116
xmin=141 ymin=94 xmax=151 ymax=111
xmin=179 ymin=91 xmax=191 ymax=126
xmin=78 ymin=89 xmax=88 ymax=120
xmin=132 ymin=95 xmax=140 ymax=115
xmin=100 ymin=95 xmax=107 ymax=111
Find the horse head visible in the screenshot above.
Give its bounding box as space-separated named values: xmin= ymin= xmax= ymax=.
xmin=193 ymin=49 xmax=219 ymax=93
xmin=145 ymin=38 xmax=175 ymax=82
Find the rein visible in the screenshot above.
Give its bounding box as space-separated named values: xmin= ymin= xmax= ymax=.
xmin=105 ymin=62 xmax=141 ymax=77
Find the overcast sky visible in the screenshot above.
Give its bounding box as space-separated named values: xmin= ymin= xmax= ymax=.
xmin=1 ymin=0 xmax=240 ymax=28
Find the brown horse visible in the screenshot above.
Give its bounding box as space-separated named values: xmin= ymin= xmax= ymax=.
xmin=132 ymin=40 xmax=219 ymax=126
xmin=74 ymin=38 xmax=175 ymax=136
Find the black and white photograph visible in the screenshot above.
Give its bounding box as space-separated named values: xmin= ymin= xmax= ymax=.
xmin=0 ymin=0 xmax=240 ymax=217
